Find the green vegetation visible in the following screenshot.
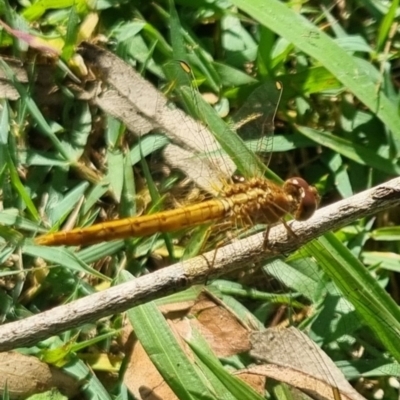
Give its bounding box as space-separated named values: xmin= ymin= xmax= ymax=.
xmin=0 ymin=0 xmax=400 ymax=399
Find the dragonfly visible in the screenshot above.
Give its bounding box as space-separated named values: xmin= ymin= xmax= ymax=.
xmin=34 ymin=64 xmax=319 ymax=248
xmin=34 ymin=176 xmax=318 ymax=246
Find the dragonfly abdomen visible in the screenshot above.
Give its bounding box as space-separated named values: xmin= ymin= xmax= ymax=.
xmin=34 ymin=199 xmax=231 ymax=246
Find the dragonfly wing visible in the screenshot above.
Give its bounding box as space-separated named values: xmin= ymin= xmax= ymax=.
xmin=158 ymin=105 xmax=236 ymax=194
xmin=163 ymin=144 xmax=229 ymax=196
xmin=79 ymin=42 xmax=235 ymax=195
xmin=231 ymin=81 xmax=282 ymax=172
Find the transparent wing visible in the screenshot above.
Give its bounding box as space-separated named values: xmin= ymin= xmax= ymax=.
xmin=164 ymin=61 xmax=284 ymax=182
xmin=231 ymin=81 xmax=283 ymax=176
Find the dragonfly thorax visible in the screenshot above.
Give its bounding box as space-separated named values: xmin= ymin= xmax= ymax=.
xmin=221 ymin=177 xmax=318 ymax=226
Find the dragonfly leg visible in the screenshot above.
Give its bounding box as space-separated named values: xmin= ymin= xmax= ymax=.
xmin=263 ymin=226 xmax=271 ymax=249
xmin=202 ymin=242 xmax=224 ymax=285
xmin=281 ymin=219 xmax=298 ymax=239
xmin=201 ymin=253 xmax=214 ymax=285
xmin=263 ymin=219 xmax=298 ymax=250
xmin=209 ymin=244 xmax=220 ymax=269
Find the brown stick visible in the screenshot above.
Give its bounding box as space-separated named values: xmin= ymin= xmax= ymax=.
xmin=0 ymin=177 xmax=399 ymax=351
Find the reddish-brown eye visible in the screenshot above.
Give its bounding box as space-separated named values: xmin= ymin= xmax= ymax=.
xmin=285 ymin=177 xmax=319 ymax=221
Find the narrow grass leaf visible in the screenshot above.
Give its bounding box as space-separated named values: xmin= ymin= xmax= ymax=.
xmin=213 ymin=62 xmax=257 ymax=87
xmin=370 ymin=227 xmax=400 ymax=241
xmin=129 ymin=134 xmax=169 ymax=166
xmin=182 ymin=224 xmax=211 ymax=260
xmin=169 ymin=0 xmax=190 ymax=70
xmin=61 ymin=6 xmax=79 ymax=60
xmin=121 ymin=152 xmax=136 ymax=217
xmin=169 ymin=0 xmax=220 ymax=93
xmin=106 ymin=150 xmax=124 ymax=203
xmin=296 ymin=125 xmax=400 ymax=175
xmin=306 ymin=233 xmax=400 ymax=364
xmin=264 ymin=258 xmax=320 ymax=303
xmin=105 ymin=115 xmax=123 ymax=149
xmin=230 ymin=0 xmax=400 ymax=148
xmin=19 ymin=150 xmax=69 ymax=167
xmin=188 ymin=329 xmax=265 ymax=400
xmin=361 ymin=251 xmax=400 ymax=273
xmin=45 ymin=181 xmax=89 ymax=227
xmin=334 ymin=36 xmax=372 ymax=53
xmin=153 ymin=286 xmax=203 ymax=307
xmin=76 ymin=240 xmax=125 ymax=264
xmin=0 ymin=59 xmax=73 ymax=161
xmin=61 ymin=102 xmax=92 ymax=161
xmin=0 ymin=209 xmax=45 ymax=233
xmin=180 ymin=86 xmax=265 ymax=179
xmin=139 ymin=142 xmax=175 ymax=259
xmin=376 ymin=0 xmax=399 ymax=52
xmin=82 ymin=183 xmax=109 ymax=215
xmin=0 ymin=225 xmax=24 ymax=246
xmin=51 ymin=339 xmax=113 ymax=400
xmin=270 ymin=383 xmax=295 ymax=400
xmin=123 ymin=296 xmax=215 ymax=399
xmin=6 ymin=152 xmax=40 ymax=221
xmin=24 ymin=242 xmax=108 ymax=280
xmin=279 ymin=66 xmax=342 ymax=99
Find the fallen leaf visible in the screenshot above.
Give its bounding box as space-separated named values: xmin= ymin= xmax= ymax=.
xmin=248 ymin=327 xmax=366 ymax=400
xmin=189 ymin=292 xmax=250 ymax=357
xmin=0 ymin=352 xmax=79 ymax=399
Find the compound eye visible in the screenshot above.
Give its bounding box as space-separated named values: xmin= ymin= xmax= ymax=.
xmin=285 ymin=177 xmax=319 ymax=221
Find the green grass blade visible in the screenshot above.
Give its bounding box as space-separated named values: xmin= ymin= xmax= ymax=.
xmin=187 ymin=328 xmax=265 ymax=400
xmin=296 ymin=125 xmax=400 ymax=175
xmin=6 ymin=150 xmax=40 ymax=221
xmin=23 ymin=242 xmax=109 ymax=280
xmin=168 ymin=0 xmax=220 ymax=92
xmin=139 ymin=142 xmax=175 ymax=259
xmin=123 ymin=290 xmax=215 ymax=398
xmin=230 ymin=0 xmax=400 ymax=150
xmin=306 ymin=233 xmax=400 ymax=364
xmin=0 ymin=59 xmax=73 ymax=162
xmin=61 ymin=6 xmax=79 ymax=60
xmin=376 ymin=0 xmax=399 ymax=52
xmin=180 ymin=85 xmax=267 ymax=179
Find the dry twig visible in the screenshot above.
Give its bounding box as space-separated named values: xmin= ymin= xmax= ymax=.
xmin=0 ymin=177 xmax=399 ymax=351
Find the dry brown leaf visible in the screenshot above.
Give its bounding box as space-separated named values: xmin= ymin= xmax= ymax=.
xmin=121 ymin=292 xmax=258 ymax=398
xmin=0 ymin=58 xmax=68 ymax=111
xmin=188 ymin=292 xmax=250 ymax=357
xmin=0 ymin=352 xmax=79 ymax=399
xmin=0 ymin=57 xmax=27 ymax=100
xmin=122 ymin=320 xmax=196 ymax=400
xmin=234 ymin=371 xmax=266 ymax=395
xmin=248 ymin=327 xmax=366 ymax=400
xmin=157 ymin=296 xmax=198 ymax=318
xmin=124 ymin=336 xmax=178 ymax=400
xmin=122 ymin=295 xmax=363 ymax=399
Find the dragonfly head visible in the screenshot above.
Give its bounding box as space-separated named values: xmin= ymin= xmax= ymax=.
xmin=283 ymin=177 xmax=320 ymax=221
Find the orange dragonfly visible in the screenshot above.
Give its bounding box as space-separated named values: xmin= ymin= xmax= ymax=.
xmin=33 ymin=59 xmax=318 ymax=248
xmin=35 ymin=175 xmax=317 ymax=246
